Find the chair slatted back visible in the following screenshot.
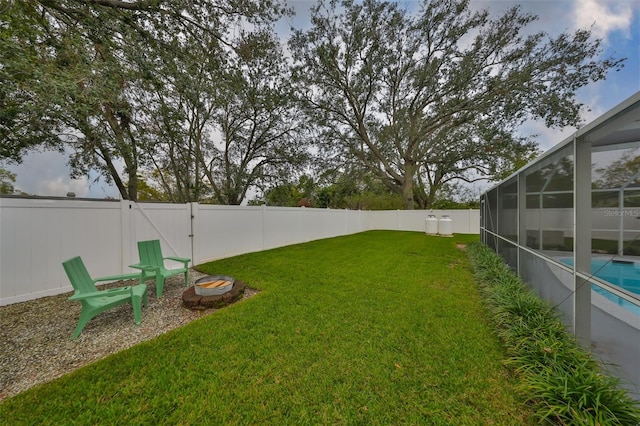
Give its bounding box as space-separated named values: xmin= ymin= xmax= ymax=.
xmin=138 ymin=240 xmax=164 ymax=268
xmin=63 ymin=257 xmax=98 ymax=294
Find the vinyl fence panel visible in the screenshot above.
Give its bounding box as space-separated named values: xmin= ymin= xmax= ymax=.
xmin=0 ymin=198 xmax=124 ymax=302
xmin=192 ymin=204 xmax=264 ymax=265
xmin=0 ymin=197 xmax=478 ymax=305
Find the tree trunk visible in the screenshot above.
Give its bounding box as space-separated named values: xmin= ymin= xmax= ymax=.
xmin=127 ymin=168 xmax=138 ymax=201
xmin=96 ymin=142 xmax=129 ymax=200
xmin=401 ymin=161 xmax=416 ymax=210
xmin=425 ymin=185 xmax=439 ymax=209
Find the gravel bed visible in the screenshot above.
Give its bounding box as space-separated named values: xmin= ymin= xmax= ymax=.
xmin=0 ymin=269 xmax=257 ymax=402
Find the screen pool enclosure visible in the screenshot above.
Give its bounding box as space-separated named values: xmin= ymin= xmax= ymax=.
xmin=480 ymin=92 xmax=640 ymax=399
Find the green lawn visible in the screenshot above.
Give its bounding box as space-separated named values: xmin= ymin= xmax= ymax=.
xmin=0 ymin=231 xmax=532 ymax=424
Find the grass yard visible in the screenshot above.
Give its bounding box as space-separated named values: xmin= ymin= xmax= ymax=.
xmin=0 ymin=231 xmax=533 ymax=424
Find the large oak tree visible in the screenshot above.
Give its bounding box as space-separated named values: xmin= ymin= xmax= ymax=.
xmin=1 ymin=0 xmax=292 ymax=201
xmin=136 ymin=28 xmax=309 ymax=204
xmin=289 ymin=0 xmax=623 ymax=209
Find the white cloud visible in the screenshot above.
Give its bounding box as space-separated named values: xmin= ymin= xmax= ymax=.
xmin=519 ymin=94 xmax=611 ymax=153
xmin=4 ymin=150 xmax=120 ymax=198
xmin=520 ymin=119 xmax=571 ymax=152
xmin=573 ymin=0 xmax=634 ymax=40
xmin=38 ymin=176 xmax=88 ymax=197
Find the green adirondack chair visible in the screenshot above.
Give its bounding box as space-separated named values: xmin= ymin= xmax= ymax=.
xmin=130 ymin=239 xmax=190 ymax=298
xmin=63 ymin=256 xmax=148 ymax=340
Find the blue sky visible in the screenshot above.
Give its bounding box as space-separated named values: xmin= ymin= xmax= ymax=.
xmin=3 ymin=0 xmax=639 ymax=198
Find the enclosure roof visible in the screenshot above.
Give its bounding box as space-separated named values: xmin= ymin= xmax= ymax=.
xmin=485 ymin=91 xmax=640 ymax=192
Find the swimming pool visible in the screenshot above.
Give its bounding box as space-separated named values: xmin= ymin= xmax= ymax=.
xmin=560 ymin=258 xmax=640 ymax=315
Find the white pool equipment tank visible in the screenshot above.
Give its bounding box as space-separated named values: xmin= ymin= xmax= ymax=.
xmin=425 ymin=215 xmax=438 ymax=235
xmin=438 ymin=215 xmax=453 ymax=237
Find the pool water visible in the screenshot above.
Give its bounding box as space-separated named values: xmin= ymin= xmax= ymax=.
xmin=560 ymin=258 xmax=640 ymax=315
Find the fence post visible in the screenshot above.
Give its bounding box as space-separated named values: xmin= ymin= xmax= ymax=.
xmin=573 ymin=136 xmax=592 ymax=348
xmin=517 ymin=173 xmax=526 ymax=275
xmin=120 ymin=199 xmax=133 ymax=273
xmin=261 ymin=204 xmax=266 ymax=250
xmin=190 ymin=202 xmax=199 ymax=266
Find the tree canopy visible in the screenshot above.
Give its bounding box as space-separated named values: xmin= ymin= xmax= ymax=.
xmin=289 ymin=0 xmax=622 ymax=208
xmin=1 ymin=0 xmax=295 ymax=201
xmin=1 ymin=0 xmax=624 ymax=206
xmin=0 ymin=167 xmax=16 ymax=195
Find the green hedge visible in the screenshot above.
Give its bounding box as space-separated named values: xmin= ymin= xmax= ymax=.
xmin=467 ymin=243 xmax=640 ymax=425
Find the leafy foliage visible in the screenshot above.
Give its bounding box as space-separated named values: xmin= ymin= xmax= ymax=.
xmin=289 ymin=0 xmax=622 ymax=209
xmin=1 ymin=0 xmax=295 ymax=201
xmin=252 ymin=170 xmax=406 ymax=209
xmin=0 ymin=167 xmax=16 ymax=195
xmin=203 ymin=30 xmax=310 ymax=205
xmin=0 ymin=4 xmax=68 ymax=161
xmin=2 ymin=0 xmax=625 ymax=205
xmin=467 ymin=242 xmax=640 ymax=425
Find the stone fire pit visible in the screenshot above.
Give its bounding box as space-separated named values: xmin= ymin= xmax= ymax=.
xmin=194 ymin=275 xmax=234 ymax=296
xmin=182 ymin=276 xmax=245 ymax=310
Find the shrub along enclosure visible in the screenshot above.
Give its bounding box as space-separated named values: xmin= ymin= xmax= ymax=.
xmin=467 ymin=242 xmax=640 ymax=425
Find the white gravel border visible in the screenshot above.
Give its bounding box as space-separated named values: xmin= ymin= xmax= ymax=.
xmin=0 ymin=269 xmax=257 ymax=401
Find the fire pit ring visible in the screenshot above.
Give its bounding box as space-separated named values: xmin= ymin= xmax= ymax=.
xmin=194 ymin=275 xmax=234 ymax=296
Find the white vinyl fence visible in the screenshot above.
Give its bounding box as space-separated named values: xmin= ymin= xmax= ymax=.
xmin=0 ymin=197 xmax=479 ymax=305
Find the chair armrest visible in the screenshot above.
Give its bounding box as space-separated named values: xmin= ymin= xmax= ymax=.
xmin=129 ymin=263 xmax=160 ymax=272
xmin=165 ymin=256 xmax=190 ymax=265
xmin=69 ymin=286 xmax=132 ymax=301
xmin=93 ymin=272 xmax=141 ymax=283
